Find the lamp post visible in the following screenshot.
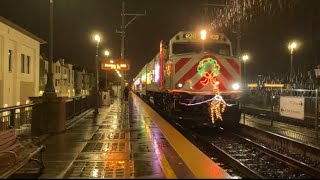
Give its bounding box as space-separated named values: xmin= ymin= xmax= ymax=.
xmin=104 ymin=50 xmax=110 ymax=91
xmin=242 ymin=54 xmax=249 ymax=87
xmin=43 ymin=0 xmax=57 ymax=97
xmin=93 ymin=34 xmax=100 ymax=115
xmin=288 ymin=41 xmax=297 ymax=78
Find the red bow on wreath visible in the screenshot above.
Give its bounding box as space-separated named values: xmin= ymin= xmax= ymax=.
xmin=200 ymin=72 xmax=220 ymax=89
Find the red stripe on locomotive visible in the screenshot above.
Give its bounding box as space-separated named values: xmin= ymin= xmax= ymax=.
xmin=175 ymin=57 xmax=191 ymax=74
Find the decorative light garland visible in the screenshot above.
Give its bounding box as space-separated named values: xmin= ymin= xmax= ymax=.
xmin=180 ymin=58 xmax=232 ymax=123
xmin=208 ymin=0 xmax=297 ymax=31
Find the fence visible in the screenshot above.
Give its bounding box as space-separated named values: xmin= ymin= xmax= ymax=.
xmin=0 ymin=103 xmax=36 ymax=137
xmin=65 ymin=94 xmax=95 ymax=121
xmin=0 ymin=94 xmax=96 ymax=137
xmin=242 ymin=88 xmax=319 ymax=131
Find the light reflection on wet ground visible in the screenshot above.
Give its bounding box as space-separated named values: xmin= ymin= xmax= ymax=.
xmin=11 ymin=96 xmax=166 ymax=179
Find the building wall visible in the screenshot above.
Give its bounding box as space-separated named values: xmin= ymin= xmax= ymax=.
xmin=0 ymin=21 xmax=40 ymax=107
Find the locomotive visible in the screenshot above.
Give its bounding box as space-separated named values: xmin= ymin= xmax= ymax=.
xmin=133 ymin=31 xmax=242 ymax=128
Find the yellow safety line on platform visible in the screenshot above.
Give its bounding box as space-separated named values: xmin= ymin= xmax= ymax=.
xmin=156 ymin=146 xmax=177 ymax=179
xmin=132 ymin=93 xmax=231 ymax=179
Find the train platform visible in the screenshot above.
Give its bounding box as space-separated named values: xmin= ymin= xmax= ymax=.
xmin=241 ymin=114 xmax=320 ymax=148
xmin=11 ymin=92 xmax=231 ymax=179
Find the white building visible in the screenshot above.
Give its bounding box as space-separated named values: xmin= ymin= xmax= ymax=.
xmin=0 ymin=16 xmax=45 ymax=107
xmin=39 ymin=58 xmax=75 ymax=97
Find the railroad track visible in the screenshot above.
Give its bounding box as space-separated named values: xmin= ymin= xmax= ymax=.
xmin=195 ymin=130 xmax=320 ymax=179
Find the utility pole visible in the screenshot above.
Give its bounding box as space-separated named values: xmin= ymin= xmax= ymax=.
xmin=116 ymin=0 xmax=146 ymax=100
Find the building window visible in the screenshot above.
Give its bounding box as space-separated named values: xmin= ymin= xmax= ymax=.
xmin=26 ymin=56 xmax=30 ymax=74
xmin=8 ymin=50 xmax=12 ymax=72
xmin=21 ymin=54 xmax=25 ymax=73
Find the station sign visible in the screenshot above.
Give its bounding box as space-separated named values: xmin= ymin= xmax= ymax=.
xmin=280 ymin=96 xmax=305 ymax=120
xmin=101 ymin=61 xmax=130 ymax=71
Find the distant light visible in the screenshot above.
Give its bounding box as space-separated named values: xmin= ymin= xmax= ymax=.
xmin=104 ymin=50 xmax=110 ymax=56
xmin=94 ymin=34 xmax=100 ymax=43
xmin=288 ymin=41 xmax=299 ymax=53
xmin=200 ymin=29 xmax=207 ymax=40
xmin=178 ymin=83 xmax=183 ymax=88
xmin=110 ymin=60 xmax=114 ymax=63
xmin=242 ymin=54 xmax=249 ymax=62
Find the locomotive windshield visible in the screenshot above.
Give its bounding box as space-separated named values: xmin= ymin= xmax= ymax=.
xmin=172 ymin=42 xmax=231 ymax=56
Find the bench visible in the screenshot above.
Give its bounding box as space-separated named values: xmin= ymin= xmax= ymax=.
xmin=0 ymin=128 xmax=46 ymax=178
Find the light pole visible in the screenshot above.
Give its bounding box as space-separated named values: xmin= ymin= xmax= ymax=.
xmin=288 ymin=41 xmax=297 ymax=78
xmin=43 ymin=0 xmax=57 ymax=97
xmin=94 ymin=34 xmax=100 ymax=115
xmin=104 ymin=50 xmax=110 ymax=91
xmin=242 ymin=54 xmax=249 ymax=87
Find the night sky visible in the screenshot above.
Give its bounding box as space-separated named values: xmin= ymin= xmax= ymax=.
xmin=1 ymin=0 xmax=319 ymax=82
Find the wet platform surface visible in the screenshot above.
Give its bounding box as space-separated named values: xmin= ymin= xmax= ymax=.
xmin=38 ymin=96 xmax=165 ymax=179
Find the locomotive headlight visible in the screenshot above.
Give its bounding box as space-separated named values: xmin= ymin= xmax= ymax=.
xmin=178 ymin=83 xmax=183 ymax=88
xmin=232 ymin=83 xmax=240 ymax=90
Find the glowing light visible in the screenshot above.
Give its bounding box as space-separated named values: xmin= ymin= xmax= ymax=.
xmin=289 ymin=42 xmax=297 ymax=50
xmin=247 ymin=83 xmax=258 ymax=88
xmin=178 ymin=83 xmax=183 ymax=88
xmin=104 ymin=50 xmax=110 ymax=56
xmin=200 ymin=29 xmax=207 ymax=40
xmin=242 ymin=54 xmax=249 ymax=62
xmin=166 ymin=61 xmax=172 ymax=76
xmin=232 ymin=83 xmax=240 ymax=90
xmin=91 ymin=169 xmax=99 ymax=178
xmin=159 ymin=40 xmax=164 ymax=89
xmin=110 ymin=60 xmax=114 ymax=63
xmin=198 ymin=58 xmax=220 ymax=91
xmin=141 ymin=73 xmax=146 ymax=83
xmin=94 ymin=34 xmax=100 ymax=43
xmin=155 ymin=63 xmax=160 ymax=82
xmin=147 ymin=73 xmax=152 ymax=84
xmin=264 ymin=83 xmax=284 ymax=88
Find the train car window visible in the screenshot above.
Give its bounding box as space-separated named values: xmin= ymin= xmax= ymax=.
xmin=172 ymin=42 xmax=231 ymax=56
xmin=172 ymin=43 xmax=201 ymax=54
xmin=205 ymin=43 xmax=231 ymax=56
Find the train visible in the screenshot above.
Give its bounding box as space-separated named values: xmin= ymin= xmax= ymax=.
xmin=132 ymin=30 xmax=242 ymax=129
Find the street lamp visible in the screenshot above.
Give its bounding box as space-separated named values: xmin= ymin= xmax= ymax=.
xmin=94 ymin=34 xmax=100 ymax=115
xmin=104 ymin=50 xmax=110 ymax=57
xmin=242 ymin=54 xmax=250 ymax=87
xmin=288 ymin=41 xmax=298 ymax=78
xmin=43 ymin=0 xmax=57 ymax=97
xmin=104 ymin=50 xmax=110 ymax=91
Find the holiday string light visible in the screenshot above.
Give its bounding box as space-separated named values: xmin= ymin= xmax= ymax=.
xmin=209 ymin=0 xmax=297 ymax=31
xmin=197 ymin=58 xmax=220 ymax=91
xmin=181 ymin=58 xmax=232 ymax=123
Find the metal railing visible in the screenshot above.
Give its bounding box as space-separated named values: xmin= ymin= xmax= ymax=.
xmin=65 ymin=94 xmax=95 ymax=121
xmin=242 ymin=89 xmax=320 ymax=131
xmin=0 ymin=94 xmax=96 ymax=136
xmin=0 ymin=103 xmax=37 ymax=137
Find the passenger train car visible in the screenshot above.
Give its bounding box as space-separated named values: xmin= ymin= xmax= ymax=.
xmin=133 ymin=31 xmax=242 ymax=128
